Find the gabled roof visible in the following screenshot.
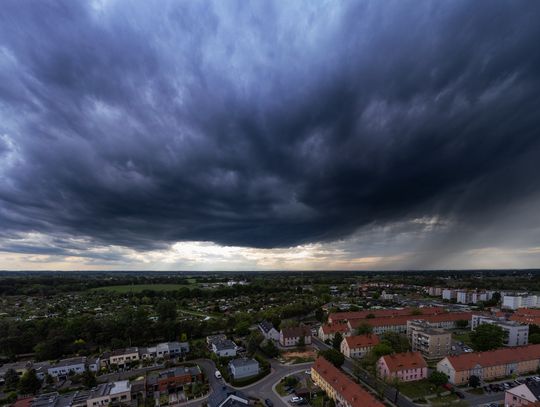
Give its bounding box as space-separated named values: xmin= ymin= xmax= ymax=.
xmin=320 ymin=322 xmax=349 ymax=335
xmin=344 ymin=334 xmax=380 ymax=349
xmin=444 ymin=344 xmax=540 ymax=371
xmin=329 ymin=307 xmax=445 ymax=322
xmin=348 ymin=312 xmax=473 ymax=329
xmin=259 ymin=320 xmax=276 ymax=333
xmin=312 ymin=357 xmax=384 ymax=407
xmin=281 ymin=326 xmax=311 ymax=339
xmin=380 ymin=352 xmax=427 ymax=372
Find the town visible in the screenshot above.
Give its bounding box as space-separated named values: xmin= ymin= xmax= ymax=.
xmin=2 ymin=270 xmax=540 ymax=407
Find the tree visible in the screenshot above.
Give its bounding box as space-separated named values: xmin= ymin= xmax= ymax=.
xmin=298 ymin=335 xmax=306 ymax=349
xmin=530 ymin=333 xmax=540 ymax=344
xmin=429 ymin=371 xmax=448 ymax=387
xmin=332 ymin=332 xmax=343 ymax=350
xmin=411 ymin=308 xmax=423 ymax=316
xmin=261 ymin=340 xmax=279 ymax=358
xmin=234 ymin=320 xmax=251 ymax=336
xmin=469 ymin=375 xmax=481 ymax=388
xmin=470 ymin=324 xmax=504 ymax=351
xmin=315 ymin=308 xmax=325 ymax=322
xmin=455 ymin=320 xmax=469 ymax=329
xmin=156 ymin=300 xmax=177 ymax=322
xmin=319 ymin=349 xmax=345 ymax=367
xmin=4 ymin=368 xmax=19 ymax=390
xmin=366 ymin=313 xmax=376 ymax=319
xmin=81 ymin=369 xmax=97 ymax=389
xmin=247 ymin=331 xmax=263 ymax=355
xmin=381 ymin=332 xmax=410 ymax=353
xmin=18 ymin=369 xmax=41 ymax=395
xmin=356 ymin=323 xmax=373 ymax=335
xmin=372 ymin=343 xmax=393 ymax=358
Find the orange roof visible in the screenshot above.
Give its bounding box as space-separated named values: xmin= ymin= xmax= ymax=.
xmin=445 ymin=344 xmax=540 ymax=371
xmin=321 ymin=322 xmax=349 ymax=335
xmin=329 ymin=307 xmax=445 ymax=322
xmin=345 ymin=334 xmax=380 ymax=349
xmin=348 ymin=312 xmax=473 ymax=329
xmin=380 ymin=352 xmax=427 ymax=373
xmin=11 ymin=398 xmax=33 ymax=407
xmin=312 ymin=357 xmax=384 ymax=407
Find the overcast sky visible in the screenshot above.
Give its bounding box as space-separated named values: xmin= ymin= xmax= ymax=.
xmin=1 ymin=1 xmax=540 ymax=271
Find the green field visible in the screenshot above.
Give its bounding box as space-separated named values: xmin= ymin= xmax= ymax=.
xmin=93 ymin=284 xmax=195 ymax=293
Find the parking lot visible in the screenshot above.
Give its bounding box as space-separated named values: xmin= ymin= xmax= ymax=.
xmin=279 ymin=370 xmax=314 ymax=406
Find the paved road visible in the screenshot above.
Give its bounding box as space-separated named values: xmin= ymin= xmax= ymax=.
xmin=312 ymin=337 xmax=416 ymax=407
xmin=182 ymin=358 xmax=313 ymax=407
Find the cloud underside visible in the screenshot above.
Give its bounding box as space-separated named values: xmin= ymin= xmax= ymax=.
xmin=1 ymin=1 xmax=540 ymax=269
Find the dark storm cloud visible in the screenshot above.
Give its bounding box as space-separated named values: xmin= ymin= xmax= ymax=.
xmin=1 ymin=0 xmax=540 ymax=254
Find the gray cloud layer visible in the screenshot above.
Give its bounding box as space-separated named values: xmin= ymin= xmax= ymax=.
xmin=1 ymin=1 xmax=540 ymax=260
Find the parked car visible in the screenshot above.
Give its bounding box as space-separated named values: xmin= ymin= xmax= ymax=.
xmin=291 ymin=397 xmax=304 ymax=404
xmin=215 ymin=370 xmax=222 ymax=379
xmin=455 ymin=392 xmax=465 ymax=399
xmin=265 ymin=399 xmax=274 ymax=407
xmin=443 ymin=383 xmax=453 ymax=391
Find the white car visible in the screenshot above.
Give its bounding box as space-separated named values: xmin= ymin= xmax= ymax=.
xmin=305 ymin=370 xmax=311 ymax=375
xmin=291 ymin=397 xmax=303 ymax=404
xmin=215 ymin=371 xmax=222 ymax=379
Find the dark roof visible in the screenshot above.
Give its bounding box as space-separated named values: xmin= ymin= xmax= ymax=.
xmin=259 ymin=320 xmax=275 ymax=333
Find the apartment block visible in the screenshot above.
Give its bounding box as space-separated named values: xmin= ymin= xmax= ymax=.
xmin=407 ymin=320 xmax=452 ymax=360
xmin=471 ymin=315 xmax=529 ymax=347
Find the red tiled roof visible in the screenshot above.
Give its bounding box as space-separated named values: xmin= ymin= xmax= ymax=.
xmin=321 ymin=322 xmax=349 ymax=335
xmin=510 ymin=308 xmax=540 ymax=325
xmin=380 ymin=352 xmax=427 ymax=373
xmin=329 ymin=307 xmax=445 ymax=322
xmin=11 ymin=397 xmax=33 ymax=407
xmin=348 ymin=312 xmax=473 ymax=329
xmin=344 ymin=334 xmax=380 ymax=349
xmin=312 ymin=357 xmax=384 ymax=407
xmin=445 ymin=344 xmax=540 ymax=371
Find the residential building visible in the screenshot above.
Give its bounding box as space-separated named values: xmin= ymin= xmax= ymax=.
xmin=442 ymin=289 xmax=456 ymax=301
xmin=346 ymin=312 xmax=472 ymax=335
xmin=456 ymin=291 xmax=472 ymax=304
xmin=228 ymin=358 xmax=260 ymax=380
xmin=106 ymin=347 xmax=140 ymax=367
xmin=503 ymin=296 xmax=539 ymax=310
xmin=215 ymin=394 xmax=250 ymax=407
xmin=211 ymin=339 xmax=237 ymax=357
xmin=318 ymin=322 xmax=350 ymax=341
xmin=407 ymin=320 xmax=452 ymax=360
xmin=258 ymin=321 xmax=280 ymax=341
xmin=505 ymin=382 xmax=540 ymax=407
xmin=279 ymin=326 xmax=312 ymax=347
xmin=32 ymin=391 xmax=90 ymax=407
xmin=377 ymin=352 xmax=428 ymax=382
xmin=311 ymin=357 xmax=384 ymax=407
xmin=86 ymin=381 xmax=131 ymax=407
xmin=145 ymin=366 xmax=203 ymax=396
xmin=511 ymin=308 xmax=540 ymax=326
xmin=340 ymin=334 xmax=380 ymax=358
xmin=471 ymin=315 xmax=529 ymax=347
xmin=207 ymin=334 xmax=227 ymax=346
xmin=141 ymin=342 xmax=189 ymax=359
xmin=328 ymin=307 xmax=445 ymax=324
xmin=436 ymin=344 xmax=540 ymax=384
xmin=47 ymin=357 xmax=87 ymax=379
xmin=428 ymin=287 xmax=442 ymax=297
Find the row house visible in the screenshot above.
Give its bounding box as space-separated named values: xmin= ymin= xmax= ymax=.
xmin=340 ymin=334 xmax=380 ymax=359
xmin=510 ymin=308 xmax=540 ymax=326
xmin=87 ymin=380 xmax=131 ymax=407
xmin=437 ymin=344 xmax=540 ymax=385
xmin=145 ymin=366 xmax=203 ymax=396
xmin=328 ymin=307 xmax=445 ymax=324
xmin=104 ymin=348 xmax=140 ymax=368
xmin=377 ymin=352 xmax=428 ymax=382
xmin=140 ymin=342 xmax=190 ymax=359
xmin=311 ymin=357 xmax=384 ymax=407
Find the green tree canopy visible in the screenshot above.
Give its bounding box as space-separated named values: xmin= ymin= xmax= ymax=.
xmin=19 ymin=369 xmax=41 ymax=395
xmin=319 ymin=349 xmax=345 ymax=367
xmin=470 ymin=324 xmax=505 ymax=351
xmin=429 ymin=371 xmax=448 ymax=386
xmin=356 ymin=323 xmax=373 ymax=335
xmin=332 ymin=332 xmax=343 ymax=350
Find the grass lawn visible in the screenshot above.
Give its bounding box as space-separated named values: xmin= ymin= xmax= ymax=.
xmin=276 ymin=382 xmax=288 ymax=396
xmin=398 ymin=380 xmax=438 ymax=399
xmin=452 ymin=331 xmax=474 ymax=347
xmin=92 ymin=283 xmax=196 ymax=293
